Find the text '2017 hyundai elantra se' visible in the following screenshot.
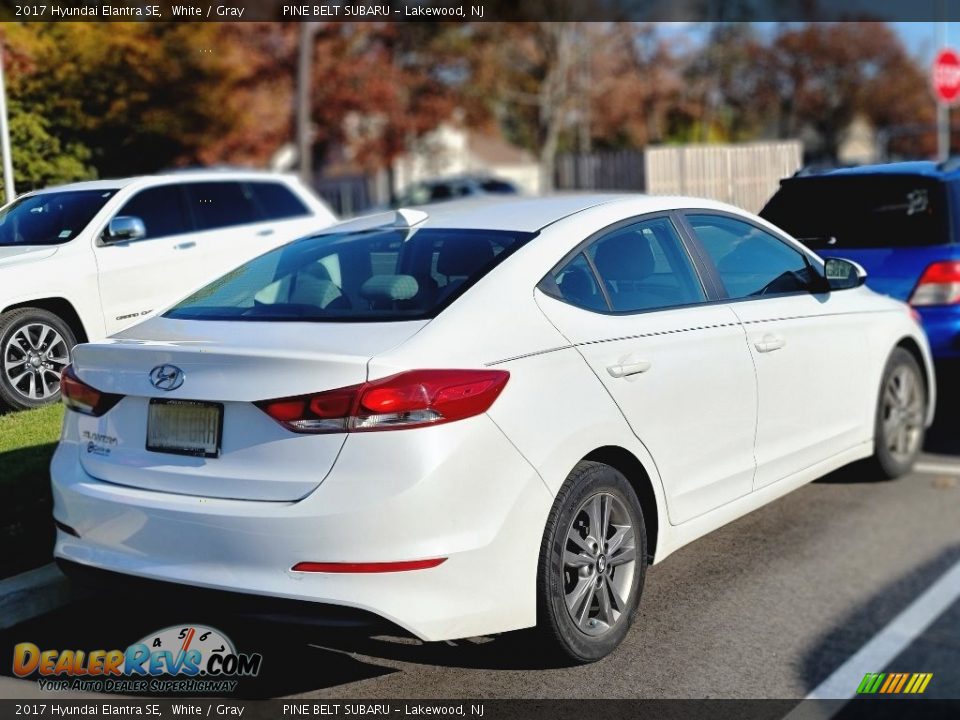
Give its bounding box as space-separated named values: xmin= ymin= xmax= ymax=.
xmin=52 ymin=195 xmax=935 ymax=662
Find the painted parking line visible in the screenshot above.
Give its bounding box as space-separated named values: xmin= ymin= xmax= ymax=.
xmin=784 ymin=557 xmax=960 ymax=719
xmin=914 ymin=462 xmax=960 ymax=476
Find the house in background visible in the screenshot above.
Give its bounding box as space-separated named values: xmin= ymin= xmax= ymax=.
xmin=392 ymin=122 xmax=542 ymax=196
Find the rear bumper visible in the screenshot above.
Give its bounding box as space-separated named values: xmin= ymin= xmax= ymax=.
xmin=51 ymin=415 xmax=553 ymax=641
xmin=57 ymin=559 xmax=397 ymax=630
xmin=917 ymin=305 xmax=960 ymax=360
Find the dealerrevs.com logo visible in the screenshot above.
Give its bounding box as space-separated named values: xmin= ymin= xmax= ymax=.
xmin=13 ymin=625 xmax=263 ymax=694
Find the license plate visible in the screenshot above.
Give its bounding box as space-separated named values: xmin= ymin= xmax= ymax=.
xmin=146 ymin=400 xmax=223 ymax=458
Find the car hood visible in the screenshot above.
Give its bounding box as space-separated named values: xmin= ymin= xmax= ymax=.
xmin=0 ymin=245 xmax=59 ymax=267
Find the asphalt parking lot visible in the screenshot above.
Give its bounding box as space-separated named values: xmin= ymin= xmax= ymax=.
xmin=1 ymin=379 xmax=958 ymax=701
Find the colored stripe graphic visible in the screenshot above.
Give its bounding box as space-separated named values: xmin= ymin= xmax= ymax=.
xmin=856 ymin=672 xmax=932 ymax=694
xmin=857 ymin=673 xmax=885 ymax=694
xmin=893 ymin=673 xmax=909 ymax=693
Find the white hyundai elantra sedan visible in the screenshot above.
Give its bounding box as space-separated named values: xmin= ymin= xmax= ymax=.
xmin=51 ymin=195 xmax=935 ymax=662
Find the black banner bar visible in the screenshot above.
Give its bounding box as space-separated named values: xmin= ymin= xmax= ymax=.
xmin=2 ymin=0 xmax=960 ymax=23
xmin=1 ymin=700 xmax=960 ymax=720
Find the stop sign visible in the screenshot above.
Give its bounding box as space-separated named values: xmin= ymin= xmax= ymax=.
xmin=933 ymin=49 xmax=960 ymax=104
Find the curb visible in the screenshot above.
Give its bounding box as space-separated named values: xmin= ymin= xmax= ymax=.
xmin=0 ymin=563 xmax=78 ymax=629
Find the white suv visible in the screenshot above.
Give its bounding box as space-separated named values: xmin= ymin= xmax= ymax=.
xmin=0 ymin=170 xmax=335 ymax=410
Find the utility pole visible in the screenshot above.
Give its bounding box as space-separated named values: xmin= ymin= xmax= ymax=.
xmin=938 ymin=18 xmax=950 ymax=161
xmin=0 ymin=43 xmax=16 ymax=204
xmin=296 ymin=23 xmax=317 ymax=187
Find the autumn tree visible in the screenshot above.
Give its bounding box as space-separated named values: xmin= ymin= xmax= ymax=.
xmin=466 ymin=23 xmax=588 ymax=190
xmin=307 ymin=23 xmax=459 ymax=193
xmin=588 ymin=24 xmax=687 ymax=149
xmin=683 ymin=23 xmax=778 ymax=142
xmin=769 ymin=23 xmax=934 ymax=160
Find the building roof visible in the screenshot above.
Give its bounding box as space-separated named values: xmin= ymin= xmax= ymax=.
xmin=466 ymin=132 xmax=535 ymax=166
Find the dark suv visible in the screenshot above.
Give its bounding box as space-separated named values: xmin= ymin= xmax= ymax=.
xmin=761 ymin=161 xmax=960 ymax=361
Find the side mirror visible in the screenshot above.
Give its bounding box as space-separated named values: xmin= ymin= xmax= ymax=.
xmin=103 ymin=216 xmax=146 ymax=244
xmin=823 ymin=257 xmax=867 ymax=291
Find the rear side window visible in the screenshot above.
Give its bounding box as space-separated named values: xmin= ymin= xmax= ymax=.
xmin=761 ymin=175 xmax=951 ymax=249
xmin=165 ymin=227 xmax=535 ymax=322
xmin=687 ymin=214 xmax=816 ymax=299
xmin=185 ymin=182 xmax=259 ymax=230
xmin=553 ymin=253 xmax=607 ymax=311
xmin=116 ymin=186 xmax=192 ymax=240
xmin=587 ymin=218 xmax=705 ymax=311
xmin=249 ymin=182 xmax=310 ymax=221
xmin=546 ymin=216 xmax=705 ymax=313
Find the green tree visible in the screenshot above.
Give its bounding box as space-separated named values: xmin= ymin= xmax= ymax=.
xmin=3 ymin=23 xmax=242 ymax=178
xmin=6 ymin=102 xmax=95 ymax=192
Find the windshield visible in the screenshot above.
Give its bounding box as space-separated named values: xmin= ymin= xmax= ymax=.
xmin=760 ymin=175 xmax=950 ymax=250
xmin=0 ymin=190 xmax=118 ymax=247
xmin=165 ymin=227 xmax=536 ymax=322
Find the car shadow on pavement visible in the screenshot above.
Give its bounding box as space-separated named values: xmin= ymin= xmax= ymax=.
xmin=0 ymin=588 xmax=566 ymax=698
xmin=817 ymin=367 xmax=959 ymax=484
xmin=797 ymin=543 xmax=960 ymax=694
xmin=924 ymin=364 xmax=959 ymax=456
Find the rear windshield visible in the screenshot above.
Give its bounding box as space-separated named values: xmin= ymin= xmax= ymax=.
xmin=0 ymin=189 xmax=117 ymax=247
xmin=760 ymin=175 xmax=951 ymax=250
xmin=165 ymin=227 xmax=535 ymax=322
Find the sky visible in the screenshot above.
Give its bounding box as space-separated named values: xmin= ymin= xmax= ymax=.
xmin=893 ymin=22 xmax=943 ymax=60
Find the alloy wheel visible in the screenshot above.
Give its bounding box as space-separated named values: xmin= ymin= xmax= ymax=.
xmin=881 ymin=364 xmax=924 ymax=464
xmin=563 ymin=492 xmax=638 ymax=637
xmin=3 ymin=322 xmax=71 ymax=401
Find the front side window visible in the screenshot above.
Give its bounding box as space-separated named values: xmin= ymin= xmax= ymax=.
xmin=0 ymin=190 xmax=117 ymax=247
xmin=165 ymin=227 xmax=534 ymax=322
xmin=184 ymin=182 xmax=259 ymax=231
xmin=115 ymin=185 xmax=191 ymax=240
xmin=687 ymin=214 xmax=818 ymax=299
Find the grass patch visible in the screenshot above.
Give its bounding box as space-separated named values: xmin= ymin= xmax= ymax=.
xmin=0 ymin=404 xmax=63 ymax=578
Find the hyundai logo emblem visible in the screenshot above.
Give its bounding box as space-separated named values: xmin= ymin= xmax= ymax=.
xmin=149 ymin=364 xmax=185 ymax=391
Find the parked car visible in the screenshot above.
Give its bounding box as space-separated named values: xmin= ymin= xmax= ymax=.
xmin=761 ymin=161 xmax=960 ymax=363
xmin=53 ymin=195 xmax=933 ymax=662
xmin=390 ymin=174 xmax=520 ymax=208
xmin=0 ymin=171 xmax=335 ymax=409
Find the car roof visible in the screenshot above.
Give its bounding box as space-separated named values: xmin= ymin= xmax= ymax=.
xmin=27 ymin=170 xmax=299 ymax=195
xmin=331 ymin=194 xmax=737 ymax=233
xmin=811 ymin=160 xmax=960 ymax=181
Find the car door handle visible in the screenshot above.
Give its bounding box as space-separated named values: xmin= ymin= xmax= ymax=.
xmin=174 ymin=241 xmax=196 ymax=250
xmin=256 ymin=228 xmax=275 ymax=236
xmin=754 ymin=334 xmax=786 ymax=353
xmin=607 ymin=361 xmax=652 ymax=378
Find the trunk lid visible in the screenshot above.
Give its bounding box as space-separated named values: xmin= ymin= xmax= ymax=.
xmin=71 ymin=316 xmax=426 ymax=501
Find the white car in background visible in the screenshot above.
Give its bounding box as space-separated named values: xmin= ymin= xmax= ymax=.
xmin=52 ymin=195 xmax=934 ymax=662
xmin=0 ymin=171 xmax=335 ymax=409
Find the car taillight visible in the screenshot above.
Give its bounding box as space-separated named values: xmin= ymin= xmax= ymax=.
xmin=256 ymin=369 xmax=510 ymax=434
xmin=909 ymin=261 xmax=960 ymax=306
xmin=60 ymin=365 xmax=123 ymax=417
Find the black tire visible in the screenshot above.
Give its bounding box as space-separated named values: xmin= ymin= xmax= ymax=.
xmin=535 ymin=461 xmax=647 ymax=663
xmin=868 ymin=347 xmax=927 ymax=479
xmin=0 ymin=308 xmax=77 ymax=411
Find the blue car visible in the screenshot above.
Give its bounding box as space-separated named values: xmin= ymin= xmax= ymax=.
xmin=761 ymin=161 xmax=960 ymax=362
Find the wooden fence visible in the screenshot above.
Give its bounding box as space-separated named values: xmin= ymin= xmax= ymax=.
xmin=555 ymin=140 xmax=803 ymax=213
